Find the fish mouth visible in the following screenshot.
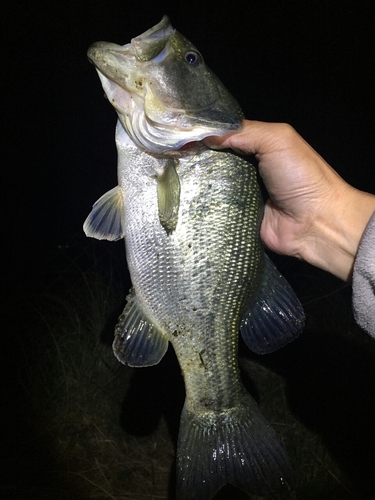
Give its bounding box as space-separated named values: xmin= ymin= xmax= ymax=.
xmin=88 ymin=16 xmax=243 ymax=153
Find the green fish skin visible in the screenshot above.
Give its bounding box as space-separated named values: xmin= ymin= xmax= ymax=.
xmin=84 ymin=16 xmax=305 ymax=499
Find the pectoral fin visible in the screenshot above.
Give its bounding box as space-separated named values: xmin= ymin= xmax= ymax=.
xmin=83 ymin=186 xmax=124 ymax=241
xmin=157 ymin=159 xmax=180 ymax=234
xmin=113 ymin=290 xmax=169 ymax=367
xmin=240 ymin=254 xmax=305 ymax=354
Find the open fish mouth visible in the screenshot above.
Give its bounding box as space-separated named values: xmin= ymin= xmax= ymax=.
xmin=87 ymin=16 xmax=243 ymax=153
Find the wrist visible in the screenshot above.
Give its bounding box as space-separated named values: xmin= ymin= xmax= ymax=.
xmin=300 ymin=186 xmax=375 ymax=281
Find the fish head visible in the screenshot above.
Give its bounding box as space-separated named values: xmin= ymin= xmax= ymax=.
xmin=87 ymin=16 xmax=243 ymax=153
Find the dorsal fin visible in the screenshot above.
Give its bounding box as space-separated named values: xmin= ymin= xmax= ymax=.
xmin=240 ymin=255 xmax=305 ymax=354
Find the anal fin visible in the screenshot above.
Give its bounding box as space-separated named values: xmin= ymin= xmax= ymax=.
xmin=113 ymin=290 xmax=168 ymax=367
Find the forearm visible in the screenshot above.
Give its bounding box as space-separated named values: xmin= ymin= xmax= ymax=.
xmin=300 ymin=185 xmax=375 ymax=281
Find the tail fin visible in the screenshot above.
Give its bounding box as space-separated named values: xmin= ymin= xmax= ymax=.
xmin=176 ymin=393 xmax=291 ymax=499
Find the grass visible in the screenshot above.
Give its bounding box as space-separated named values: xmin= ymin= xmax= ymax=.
xmin=3 ymin=240 xmax=375 ymax=499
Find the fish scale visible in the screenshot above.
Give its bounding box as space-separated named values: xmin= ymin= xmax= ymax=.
xmin=84 ymin=16 xmax=305 ymax=498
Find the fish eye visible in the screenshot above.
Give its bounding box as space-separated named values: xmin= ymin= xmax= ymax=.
xmin=185 ymin=51 xmax=200 ymax=66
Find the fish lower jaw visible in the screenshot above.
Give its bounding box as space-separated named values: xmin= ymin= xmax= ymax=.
xmin=156 ymin=141 xmax=206 ymax=159
xmin=178 ymin=141 xmax=197 ymax=151
xmin=117 ymin=105 xmax=219 ymax=154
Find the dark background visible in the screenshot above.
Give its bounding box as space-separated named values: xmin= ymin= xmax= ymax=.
xmin=2 ymin=0 xmax=375 ymax=498
xmin=3 ymin=0 xmax=375 ymax=274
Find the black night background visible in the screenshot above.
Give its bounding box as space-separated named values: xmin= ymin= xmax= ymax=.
xmin=2 ymin=1 xmax=375 ymax=499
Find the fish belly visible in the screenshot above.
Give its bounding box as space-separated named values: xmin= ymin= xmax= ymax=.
xmin=122 ymin=148 xmax=291 ymax=497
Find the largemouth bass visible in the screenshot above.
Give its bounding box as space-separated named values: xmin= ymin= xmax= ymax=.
xmin=84 ymin=16 xmax=305 ymax=499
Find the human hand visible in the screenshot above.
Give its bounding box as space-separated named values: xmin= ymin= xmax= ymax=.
xmin=205 ymin=120 xmax=375 ymax=281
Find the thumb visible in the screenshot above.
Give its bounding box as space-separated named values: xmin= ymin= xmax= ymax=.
xmin=203 ymin=120 xmax=266 ymax=155
xmin=203 ymin=133 xmax=235 ymax=149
